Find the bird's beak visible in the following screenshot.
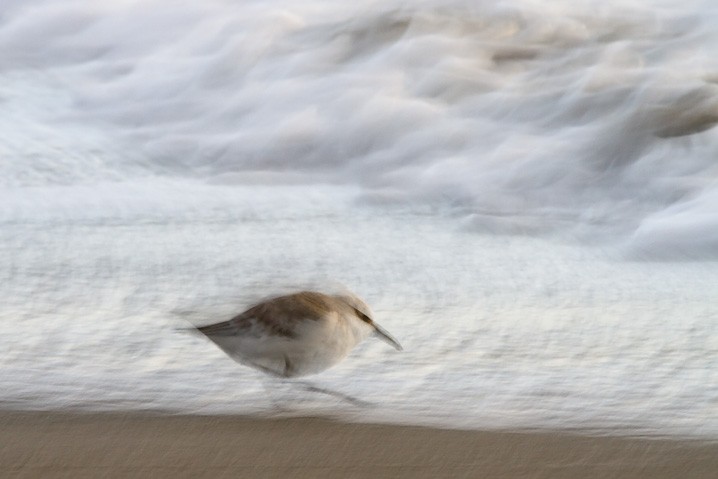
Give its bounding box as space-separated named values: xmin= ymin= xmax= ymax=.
xmin=373 ymin=323 xmax=403 ymax=351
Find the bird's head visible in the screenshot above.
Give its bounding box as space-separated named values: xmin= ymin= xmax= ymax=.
xmin=337 ymin=293 xmax=403 ymax=351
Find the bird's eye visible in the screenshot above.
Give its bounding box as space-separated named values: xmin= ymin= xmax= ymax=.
xmin=353 ymin=308 xmax=372 ymax=324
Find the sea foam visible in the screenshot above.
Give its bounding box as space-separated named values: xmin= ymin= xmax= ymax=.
xmin=1 ymin=0 xmax=718 ymax=436
xmin=1 ymin=0 xmax=717 ymax=258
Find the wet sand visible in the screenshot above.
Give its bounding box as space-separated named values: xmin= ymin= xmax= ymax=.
xmin=1 ymin=412 xmax=716 ymax=478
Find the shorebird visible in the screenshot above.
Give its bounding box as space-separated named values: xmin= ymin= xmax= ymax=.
xmin=193 ymin=290 xmax=402 ymax=385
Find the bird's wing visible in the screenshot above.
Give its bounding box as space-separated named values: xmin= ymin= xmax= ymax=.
xmin=195 ymin=291 xmax=337 ymax=339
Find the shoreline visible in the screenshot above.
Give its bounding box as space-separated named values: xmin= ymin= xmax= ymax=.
xmin=2 ymin=411 xmax=717 ymax=478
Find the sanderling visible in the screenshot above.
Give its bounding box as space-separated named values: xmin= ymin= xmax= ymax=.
xmin=193 ymin=290 xmax=402 ymax=382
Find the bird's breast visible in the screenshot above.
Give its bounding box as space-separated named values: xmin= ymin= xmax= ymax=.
xmin=278 ymin=313 xmax=372 ymax=377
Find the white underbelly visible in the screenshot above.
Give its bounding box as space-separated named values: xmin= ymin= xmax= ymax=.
xmin=211 ymin=315 xmax=369 ymax=377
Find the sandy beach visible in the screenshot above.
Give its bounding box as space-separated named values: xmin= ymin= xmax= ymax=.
xmin=1 ymin=412 xmax=716 ymax=478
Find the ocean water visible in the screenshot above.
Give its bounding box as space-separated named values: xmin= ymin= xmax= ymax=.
xmin=1 ymin=0 xmax=717 ymax=437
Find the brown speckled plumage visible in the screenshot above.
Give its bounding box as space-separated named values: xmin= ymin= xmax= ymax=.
xmin=197 ymin=291 xmax=358 ymax=339
xmin=193 ymin=289 xmax=401 ymax=378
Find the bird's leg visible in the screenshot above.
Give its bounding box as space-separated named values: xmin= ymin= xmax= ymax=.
xmin=262 ymin=375 xmax=290 ymax=413
xmin=261 ymin=373 xmax=372 ymax=410
xmin=295 ymin=381 xmax=372 ymax=408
